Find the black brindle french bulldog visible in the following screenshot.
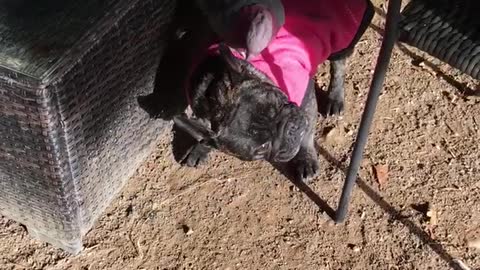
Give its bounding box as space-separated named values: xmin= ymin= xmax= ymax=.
xmin=173 ymin=44 xmax=320 ymax=181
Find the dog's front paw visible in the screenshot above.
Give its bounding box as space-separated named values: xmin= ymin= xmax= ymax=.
xmin=180 ymin=143 xmax=211 ymax=167
xmin=288 ymin=149 xmax=319 ymax=183
xmin=325 ymin=92 xmax=344 ymax=116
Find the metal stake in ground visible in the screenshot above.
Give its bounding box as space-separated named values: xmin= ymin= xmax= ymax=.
xmin=335 ymin=0 xmax=402 ymax=224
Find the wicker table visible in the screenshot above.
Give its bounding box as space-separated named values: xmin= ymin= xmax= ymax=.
xmin=0 ymin=0 xmax=174 ymax=253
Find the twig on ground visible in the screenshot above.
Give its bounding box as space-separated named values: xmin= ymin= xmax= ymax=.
xmin=441 ymin=138 xmax=457 ymax=159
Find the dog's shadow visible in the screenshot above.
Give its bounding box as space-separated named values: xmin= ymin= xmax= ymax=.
xmin=137 ymin=44 xmax=195 ymax=164
xmin=137 ymin=0 xmax=208 ymax=121
xmin=136 ymin=43 xmax=189 ymax=121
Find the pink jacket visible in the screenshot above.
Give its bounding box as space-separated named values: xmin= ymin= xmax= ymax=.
xmin=232 ymin=0 xmax=369 ymax=106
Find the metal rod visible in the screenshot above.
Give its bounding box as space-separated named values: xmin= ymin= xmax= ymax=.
xmin=335 ymin=0 xmax=402 ymax=223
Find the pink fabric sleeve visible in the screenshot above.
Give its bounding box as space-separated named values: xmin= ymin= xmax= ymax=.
xmin=229 ymin=0 xmax=368 ymax=106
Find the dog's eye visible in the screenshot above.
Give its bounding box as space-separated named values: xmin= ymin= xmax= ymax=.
xmin=268 ymin=108 xmax=277 ymax=118
xmin=253 ymin=141 xmax=271 ymax=157
xmin=259 ymin=142 xmax=269 ymax=150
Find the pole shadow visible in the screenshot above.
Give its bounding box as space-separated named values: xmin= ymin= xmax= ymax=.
xmin=316 ymin=144 xmax=466 ymax=270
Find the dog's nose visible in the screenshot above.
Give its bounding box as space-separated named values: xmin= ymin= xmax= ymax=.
xmin=270 ymin=115 xmax=307 ymax=163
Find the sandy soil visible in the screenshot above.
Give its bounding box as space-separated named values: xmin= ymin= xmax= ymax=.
xmin=1 ymin=1 xmax=480 ymax=269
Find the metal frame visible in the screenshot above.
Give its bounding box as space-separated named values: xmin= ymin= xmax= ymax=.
xmin=335 ymin=0 xmax=403 ymax=223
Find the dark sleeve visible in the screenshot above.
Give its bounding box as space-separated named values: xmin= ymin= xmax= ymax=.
xmin=194 ymin=0 xmax=284 ymax=32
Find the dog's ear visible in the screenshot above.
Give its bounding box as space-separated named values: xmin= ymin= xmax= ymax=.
xmin=173 ymin=115 xmax=215 ymax=143
xmin=219 ymin=43 xmax=245 ymax=74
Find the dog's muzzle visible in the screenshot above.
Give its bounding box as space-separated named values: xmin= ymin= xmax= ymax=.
xmin=270 ymin=104 xmax=308 ymax=162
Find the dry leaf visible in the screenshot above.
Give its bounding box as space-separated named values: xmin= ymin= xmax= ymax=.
xmin=373 ymin=164 xmax=389 ymax=187
xmin=426 ymin=225 xmax=436 ymax=239
xmin=425 ymin=206 xmax=438 ymax=239
xmin=426 ymin=209 xmax=438 ymax=226
xmin=467 ymin=238 xmax=480 ymax=249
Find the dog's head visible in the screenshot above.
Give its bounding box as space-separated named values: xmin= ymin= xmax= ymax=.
xmin=175 ymin=44 xmax=308 ymax=163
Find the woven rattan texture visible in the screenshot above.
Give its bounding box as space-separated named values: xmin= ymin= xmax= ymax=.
xmin=0 ymin=0 xmax=174 ymax=253
xmin=399 ymin=0 xmax=480 ymax=79
xmin=0 ymin=0 xmax=117 ymax=78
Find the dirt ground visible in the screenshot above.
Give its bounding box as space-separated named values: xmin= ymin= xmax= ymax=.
xmin=1 ymin=1 xmax=480 ymax=269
